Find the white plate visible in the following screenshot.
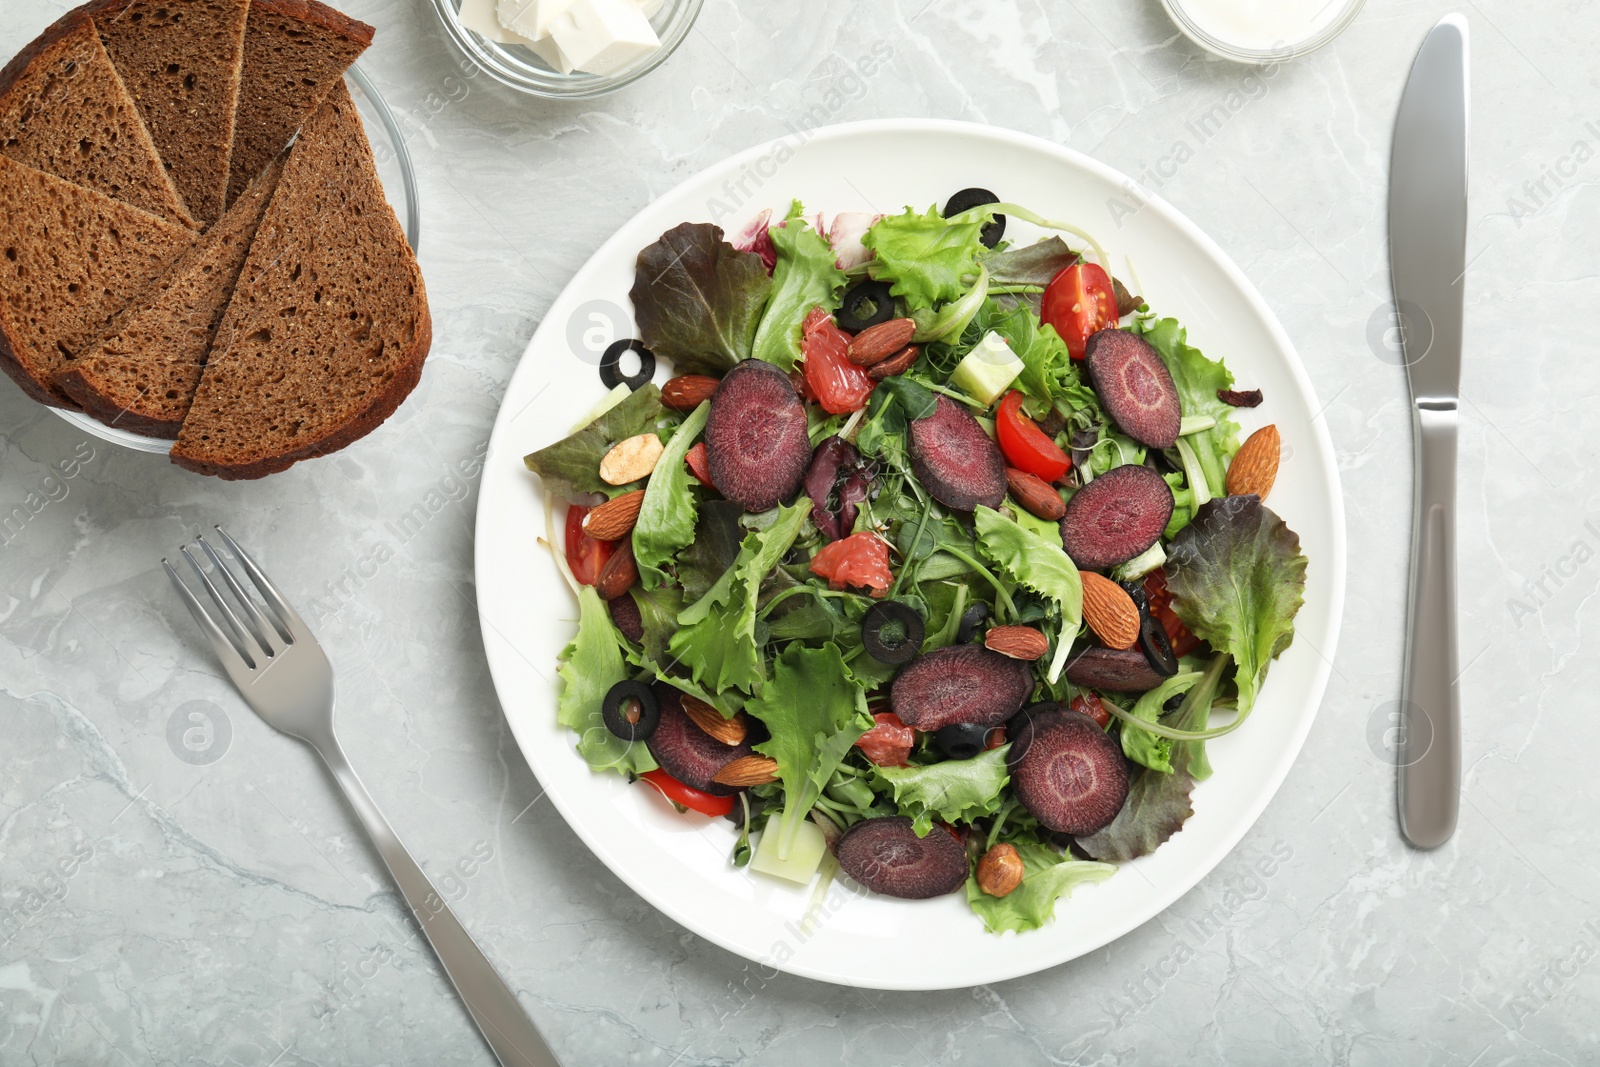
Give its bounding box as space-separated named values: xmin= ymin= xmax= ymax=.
xmin=474 ymin=120 xmax=1346 ymax=991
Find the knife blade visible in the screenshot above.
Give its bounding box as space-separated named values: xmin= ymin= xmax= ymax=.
xmin=1390 ymin=13 xmax=1469 ymax=848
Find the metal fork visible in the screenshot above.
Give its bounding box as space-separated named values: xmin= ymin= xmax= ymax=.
xmin=165 ymin=527 xmax=561 ymax=1067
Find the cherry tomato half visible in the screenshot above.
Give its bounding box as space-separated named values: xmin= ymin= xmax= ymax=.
xmin=856 ymin=711 xmax=915 ymax=767
xmin=801 ymin=305 xmax=874 ymax=414
xmin=1143 ymin=569 xmax=1200 ymax=657
xmin=685 ymin=441 xmax=715 ymax=488
xmin=564 ymin=504 xmax=617 ymax=586
xmin=809 ymin=531 xmax=893 ymax=596
xmin=1042 ymin=262 xmax=1118 ymax=360
xmin=996 ymin=390 xmax=1071 ymax=482
xmin=639 ymin=768 xmax=736 ymax=817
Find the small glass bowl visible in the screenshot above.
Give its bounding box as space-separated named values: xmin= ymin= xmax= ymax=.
xmin=50 ymin=64 xmax=420 ymax=456
xmin=429 ymin=0 xmax=703 ymax=99
xmin=1161 ymin=0 xmax=1367 ymax=64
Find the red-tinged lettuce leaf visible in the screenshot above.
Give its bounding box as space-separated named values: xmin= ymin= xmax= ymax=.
xmin=523 ymin=384 xmax=666 ymax=503
xmin=630 ymin=222 xmax=772 ymax=375
xmin=979 ymin=236 xmax=1079 ymax=288
xmin=1166 ymin=495 xmax=1307 ymax=716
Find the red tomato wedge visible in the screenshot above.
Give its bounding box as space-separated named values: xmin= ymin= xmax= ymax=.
xmin=996 ymin=390 xmax=1071 ymax=482
xmin=564 ymin=504 xmax=617 ymax=586
xmin=639 ymin=769 xmax=735 ymax=817
xmin=1069 ymin=692 xmax=1112 ymax=728
xmin=801 ymin=306 xmax=874 ymax=414
xmin=1042 ymin=262 xmax=1118 ymax=360
xmin=809 ymin=531 xmax=893 ymax=596
xmin=685 ymin=441 xmax=715 ymax=488
xmin=1143 ymin=569 xmax=1200 ymax=657
xmin=856 ymin=712 xmax=915 ymax=767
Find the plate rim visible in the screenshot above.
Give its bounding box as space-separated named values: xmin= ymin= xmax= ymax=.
xmin=474 ymin=117 xmax=1348 ymax=990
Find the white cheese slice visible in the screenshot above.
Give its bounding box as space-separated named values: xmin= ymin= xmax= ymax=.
xmin=549 ymin=0 xmax=660 ymax=76
xmin=524 ymin=32 xmax=576 ymax=73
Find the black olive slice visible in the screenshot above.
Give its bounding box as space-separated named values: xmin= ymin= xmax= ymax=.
xmin=955 ymin=602 xmax=990 ymax=644
xmin=862 ymin=601 xmax=925 ymax=666
xmin=942 ymin=187 xmax=1005 ymax=248
xmin=1138 ymin=613 xmax=1180 ymax=677
xmin=935 ymin=721 xmax=989 ymax=760
xmin=602 ymin=680 xmax=659 ymax=742
xmin=600 ymin=338 xmax=655 ymax=390
xmin=835 ymin=279 xmax=896 ymax=334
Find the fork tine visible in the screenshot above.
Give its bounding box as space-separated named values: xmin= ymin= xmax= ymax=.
xmin=212 ymin=526 xmax=314 ymax=642
xmin=164 ymin=559 xmax=255 ymax=673
xmin=180 ymin=545 xmax=263 ymax=668
xmin=196 ymin=536 xmax=285 ymax=655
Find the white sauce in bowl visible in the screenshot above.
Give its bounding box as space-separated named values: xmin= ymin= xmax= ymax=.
xmin=1164 ymin=0 xmax=1362 ymax=59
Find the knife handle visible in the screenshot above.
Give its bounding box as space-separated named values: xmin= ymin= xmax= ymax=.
xmin=1399 ymin=402 xmax=1460 ymax=848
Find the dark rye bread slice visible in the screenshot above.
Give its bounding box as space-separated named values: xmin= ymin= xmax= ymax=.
xmin=0 ymin=153 xmax=195 ymax=408
xmin=88 ymin=0 xmax=250 ymax=224
xmin=54 ymin=154 xmax=287 ymax=437
xmin=0 ymin=12 xmax=195 ymax=229
xmin=172 ymin=82 xmax=429 ymax=479
xmin=226 ymin=0 xmax=372 ymax=207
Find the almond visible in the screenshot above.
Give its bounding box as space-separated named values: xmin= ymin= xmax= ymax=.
xmin=847 ymin=318 xmax=917 ymax=366
xmin=661 ymin=375 xmax=720 ymax=411
xmin=1080 ymin=572 xmax=1140 ymax=651
xmin=866 ymin=344 xmax=920 ymax=381
xmin=976 ymin=842 xmax=1024 ymax=898
xmin=680 ymin=694 xmax=748 ymax=746
xmin=1225 ymin=424 xmax=1280 ymax=499
xmin=711 ymin=754 xmax=779 ymax=787
xmin=984 ymin=625 xmax=1049 ymax=661
xmin=599 ymin=432 xmax=664 ymax=485
xmin=581 ymin=489 xmax=645 ymax=540
xmin=594 ymin=538 xmax=638 ymax=600
xmin=1005 ymin=467 xmax=1066 ymax=520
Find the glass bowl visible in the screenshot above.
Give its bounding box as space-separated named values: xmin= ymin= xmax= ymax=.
xmin=49 ymin=64 xmax=420 ymax=456
xmin=1160 ymin=0 xmax=1367 ymax=64
xmin=429 ymin=0 xmax=703 ymax=99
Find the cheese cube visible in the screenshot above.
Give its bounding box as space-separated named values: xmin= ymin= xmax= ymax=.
xmin=635 ymin=0 xmax=664 ymax=17
xmin=524 ymin=32 xmax=576 ymax=72
xmin=463 ymin=0 xmax=537 ymax=43
xmin=549 ymin=0 xmax=660 ymax=76
xmin=498 ymin=0 xmax=577 ymax=39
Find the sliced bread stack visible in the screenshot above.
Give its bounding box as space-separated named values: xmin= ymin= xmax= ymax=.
xmin=0 ymin=0 xmax=431 ymax=479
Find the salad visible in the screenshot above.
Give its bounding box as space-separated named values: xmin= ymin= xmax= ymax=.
xmin=525 ymin=191 xmax=1307 ymax=934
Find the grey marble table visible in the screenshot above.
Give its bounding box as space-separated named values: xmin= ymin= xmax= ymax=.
xmin=1 ymin=0 xmax=1593 ymax=1063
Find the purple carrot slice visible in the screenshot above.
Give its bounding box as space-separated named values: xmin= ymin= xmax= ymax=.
xmin=1084 ymin=329 xmax=1181 ymax=448
xmin=1009 ymin=708 xmax=1130 ymax=835
xmin=889 ymin=644 xmax=1034 ymax=731
xmin=705 ymin=359 xmax=813 ymax=512
xmin=1063 ymin=646 xmax=1168 ymax=693
xmin=645 ymin=684 xmax=752 ymax=795
xmin=834 ymin=816 xmax=969 ymax=899
xmin=1059 ymin=464 xmax=1174 ymax=571
xmin=908 ymin=396 xmax=1006 ymax=511
xmin=608 ymin=594 xmax=644 ymax=643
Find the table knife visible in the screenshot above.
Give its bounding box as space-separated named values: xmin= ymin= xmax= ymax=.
xmin=1390 ymin=14 xmax=1469 ymax=848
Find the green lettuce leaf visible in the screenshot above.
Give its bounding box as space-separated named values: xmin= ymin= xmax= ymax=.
xmin=1132 ymin=317 xmax=1240 ymax=495
xmin=1166 ymin=495 xmax=1307 ymax=717
xmin=964 ymin=841 xmax=1115 ymax=934
xmin=873 ymin=746 xmax=1010 ymax=836
xmin=750 ymin=203 xmax=847 ymax=371
xmin=556 ymin=586 xmax=657 ymax=777
xmin=863 ymin=205 xmax=987 ymax=309
xmin=523 ymin=384 xmax=666 ymax=503
xmin=1118 ymin=671 xmax=1205 ymax=773
xmin=627 ymin=582 xmax=684 ymax=664
xmin=667 ymin=500 xmax=809 ymax=693
xmin=973 ymin=506 xmax=1082 ymax=629
xmin=750 ymin=642 xmax=873 ymax=857
xmin=630 ymin=222 xmax=772 ymax=375
xmin=676 ymin=500 xmax=745 ymax=602
xmin=632 ymin=402 xmax=709 ymax=589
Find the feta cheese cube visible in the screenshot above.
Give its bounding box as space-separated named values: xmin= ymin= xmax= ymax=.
xmin=549 ymin=0 xmax=661 ymax=76
xmin=524 ymin=32 xmax=576 ymax=72
xmin=498 ymin=0 xmax=577 ymax=40
xmin=463 ymin=0 xmax=538 ymax=43
xmin=634 ymin=0 xmax=664 ymax=18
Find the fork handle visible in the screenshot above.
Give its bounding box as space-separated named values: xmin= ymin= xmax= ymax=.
xmin=314 ymin=740 xmax=562 ymax=1067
